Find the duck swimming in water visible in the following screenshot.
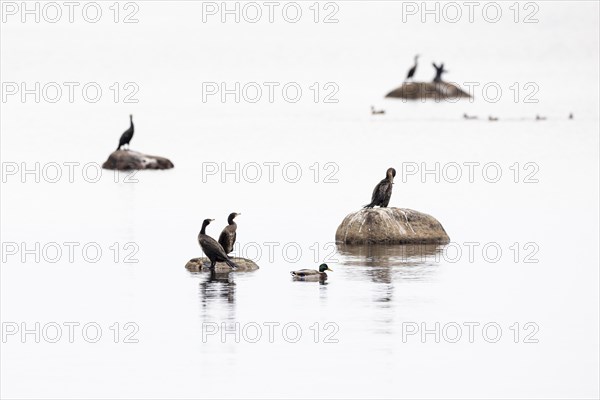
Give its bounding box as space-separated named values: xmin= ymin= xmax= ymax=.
xmin=198 ymin=218 xmax=238 ymax=270
xmin=116 ymin=114 xmax=134 ymax=151
xmin=218 ymin=212 xmax=240 ymax=255
xmin=291 ymin=264 xmax=333 ymax=281
xmin=364 ymin=167 xmax=396 ymax=208
xmin=463 ymin=113 xmax=478 ymax=120
xmin=371 ymin=106 xmax=386 ymax=115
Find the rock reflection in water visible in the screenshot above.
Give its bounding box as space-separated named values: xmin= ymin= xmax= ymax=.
xmin=336 ymin=244 xmax=445 ymax=309
xmin=336 ymin=243 xmax=444 ymax=283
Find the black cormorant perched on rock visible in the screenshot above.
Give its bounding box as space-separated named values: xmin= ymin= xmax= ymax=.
xmin=218 ymin=212 xmax=240 ymax=255
xmin=405 ymin=54 xmax=420 ymax=81
xmin=116 ymin=114 xmax=134 ymax=151
xmin=364 ymin=167 xmax=396 ymax=208
xmin=432 ymin=62 xmax=448 ymax=83
xmin=198 ymin=219 xmax=238 ymax=270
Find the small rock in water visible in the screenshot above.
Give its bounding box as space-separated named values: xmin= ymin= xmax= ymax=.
xmin=185 ymin=257 xmax=259 ymax=273
xmin=102 ymin=150 xmax=174 ymax=170
xmin=335 ymin=207 xmax=450 ymax=245
xmin=386 ymin=81 xmax=471 ymax=101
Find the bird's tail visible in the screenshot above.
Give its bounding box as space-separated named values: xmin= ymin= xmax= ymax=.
xmin=225 ymin=258 xmax=238 ymax=270
xmin=116 ymin=145 xmax=121 ymax=151
xmin=363 ymin=203 xmax=374 ymax=209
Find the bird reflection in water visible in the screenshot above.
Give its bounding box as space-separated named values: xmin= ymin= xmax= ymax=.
xmin=199 ymin=270 xmax=236 ymax=305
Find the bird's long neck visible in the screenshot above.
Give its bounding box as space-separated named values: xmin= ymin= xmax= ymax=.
xmin=228 ymin=217 xmax=236 ymax=225
xmin=200 ymin=222 xmax=209 ymax=235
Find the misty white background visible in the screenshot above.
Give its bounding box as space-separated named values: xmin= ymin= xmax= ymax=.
xmin=1 ymin=1 xmax=599 ymax=399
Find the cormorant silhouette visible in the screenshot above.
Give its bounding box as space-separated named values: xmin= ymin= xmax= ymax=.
xmin=364 ymin=168 xmax=396 ymax=208
xmin=218 ymin=213 xmax=240 ymax=255
xmin=405 ymin=55 xmax=420 ymax=81
xmin=116 ymin=114 xmax=134 ymax=151
xmin=432 ymin=62 xmax=448 ymax=83
xmin=198 ymin=219 xmax=238 ymax=270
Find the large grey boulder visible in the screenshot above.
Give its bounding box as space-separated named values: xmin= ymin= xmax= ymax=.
xmin=185 ymin=257 xmax=259 ymax=273
xmin=102 ymin=150 xmax=174 ymax=170
xmin=335 ymin=208 xmax=450 ymax=245
xmin=386 ymin=81 xmax=471 ymax=100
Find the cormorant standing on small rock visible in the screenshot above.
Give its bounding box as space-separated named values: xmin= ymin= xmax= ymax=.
xmin=218 ymin=212 xmax=240 ymax=255
xmin=364 ymin=167 xmax=396 ymax=208
xmin=198 ymin=219 xmax=238 ymax=270
xmin=116 ymin=114 xmax=134 ymax=151
xmin=432 ymin=62 xmax=448 ymax=83
xmin=406 ymin=54 xmax=420 ymax=81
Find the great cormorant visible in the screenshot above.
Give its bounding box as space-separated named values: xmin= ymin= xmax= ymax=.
xmin=406 ymin=54 xmax=420 ymax=81
xmin=218 ymin=212 xmax=240 ymax=255
xmin=364 ymin=167 xmax=396 ymax=208
xmin=198 ymin=219 xmax=238 ymax=270
xmin=432 ymin=62 xmax=448 ymax=83
xmin=116 ymin=114 xmax=134 ymax=151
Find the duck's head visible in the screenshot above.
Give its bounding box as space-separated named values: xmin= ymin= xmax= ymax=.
xmin=228 ymin=212 xmax=241 ymax=224
xmin=319 ymin=263 xmax=333 ymax=273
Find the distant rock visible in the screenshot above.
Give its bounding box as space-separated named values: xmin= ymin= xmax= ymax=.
xmin=335 ymin=208 xmax=450 ymax=245
xmin=102 ymin=150 xmax=174 ymax=171
xmin=386 ymin=81 xmax=471 ymax=100
xmin=185 ymin=257 xmax=259 ymax=273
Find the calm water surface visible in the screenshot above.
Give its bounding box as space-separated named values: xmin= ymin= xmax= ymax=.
xmin=1 ymin=2 xmax=599 ymax=398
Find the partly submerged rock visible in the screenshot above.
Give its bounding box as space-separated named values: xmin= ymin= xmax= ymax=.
xmin=185 ymin=257 xmax=259 ymax=273
xmin=335 ymin=208 xmax=450 ymax=245
xmin=102 ymin=150 xmax=174 ymax=170
xmin=386 ymin=81 xmax=471 ymax=101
